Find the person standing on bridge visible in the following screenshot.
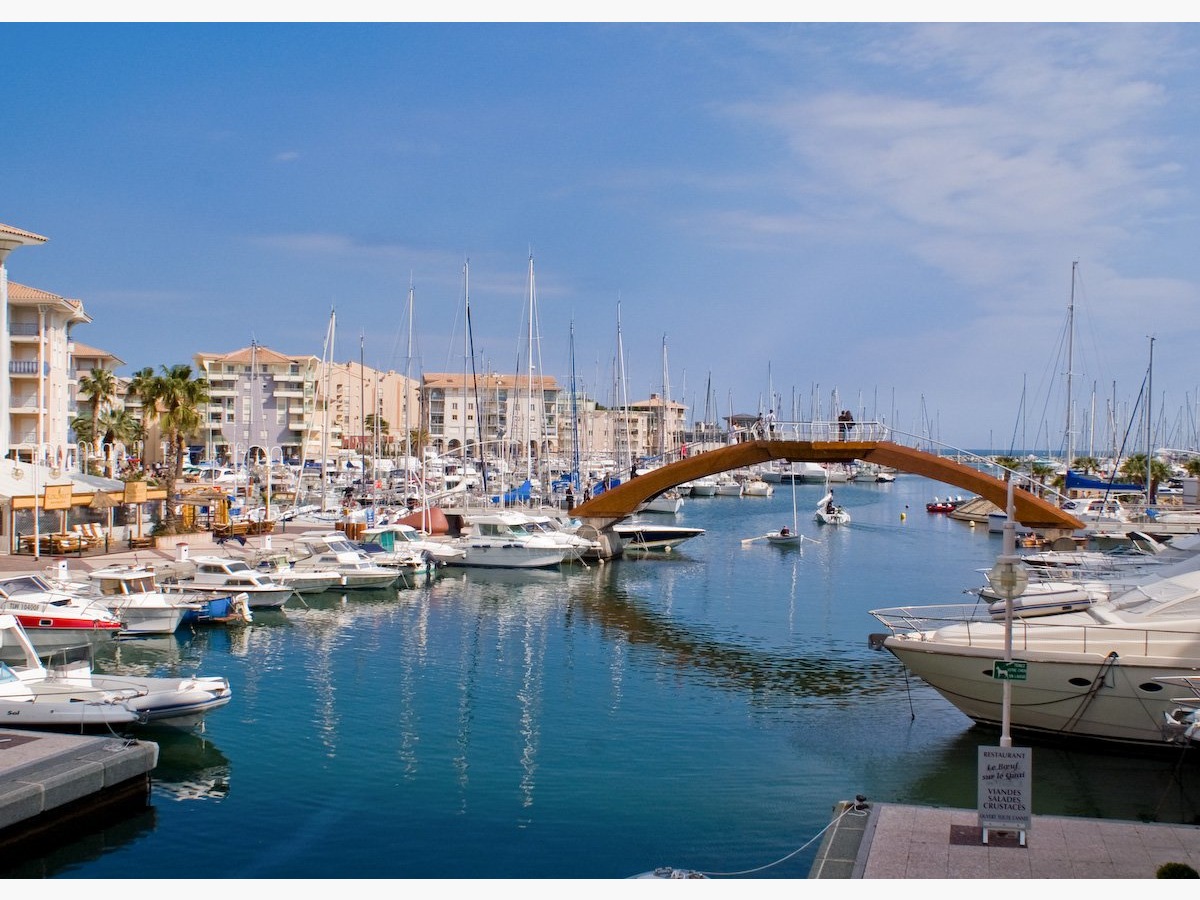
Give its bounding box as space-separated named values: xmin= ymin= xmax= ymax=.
xmin=765 ymin=409 xmax=777 ymax=439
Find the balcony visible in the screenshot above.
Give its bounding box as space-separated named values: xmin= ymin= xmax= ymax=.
xmin=9 ymin=360 xmax=49 ymax=376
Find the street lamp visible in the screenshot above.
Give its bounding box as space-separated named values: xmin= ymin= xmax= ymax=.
xmin=15 ymin=444 xmax=63 ymax=561
xmin=988 ymin=478 xmax=1030 ymax=748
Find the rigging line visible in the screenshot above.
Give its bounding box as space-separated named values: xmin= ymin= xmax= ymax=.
xmin=696 ymin=799 xmax=868 ymax=877
xmin=1060 ymin=652 xmax=1119 ymax=734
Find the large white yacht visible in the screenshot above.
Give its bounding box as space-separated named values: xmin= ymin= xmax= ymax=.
xmin=447 ymin=512 xmax=571 ymax=569
xmin=289 ymin=532 xmax=401 ymax=589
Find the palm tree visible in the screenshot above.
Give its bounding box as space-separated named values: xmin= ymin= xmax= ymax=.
xmin=993 ymin=456 xmax=1023 ymax=482
xmin=77 ymin=368 xmax=118 ymax=459
xmin=1184 ymin=458 xmax=1200 ymax=479
xmin=1071 ymin=455 xmax=1101 ymax=474
xmin=130 ymin=364 xmax=210 ymax=533
xmin=1028 ymin=461 xmax=1057 ymax=498
xmin=364 ymin=414 xmax=390 ymax=436
xmin=1120 ymin=454 xmax=1174 ymax=502
xmin=98 ymin=409 xmax=144 ymax=475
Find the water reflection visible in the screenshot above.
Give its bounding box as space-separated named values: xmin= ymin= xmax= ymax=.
xmin=898 ymin=725 xmax=1200 ymax=825
xmin=151 ymin=730 xmax=232 ymax=803
xmin=560 ymin=560 xmax=900 ymax=706
xmin=0 ymin=791 xmax=155 ymax=878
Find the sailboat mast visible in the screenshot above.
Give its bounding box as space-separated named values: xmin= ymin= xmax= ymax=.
xmin=616 ymin=301 xmax=630 ymax=474
xmin=569 ymin=319 xmax=580 ymax=491
xmin=527 ymin=253 xmax=535 ymax=486
xmin=403 ymin=279 xmax=414 ymax=470
xmin=1065 ymin=261 xmax=1077 ymax=469
xmin=660 ymin=334 xmax=669 ymax=458
xmin=320 ymin=308 xmax=335 ymax=512
xmin=359 ymin=332 xmax=367 ymax=500
xmin=1147 ymin=336 xmax=1155 ymax=499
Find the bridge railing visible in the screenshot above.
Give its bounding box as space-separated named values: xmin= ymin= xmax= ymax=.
xmin=724 ymin=419 xmax=892 ymax=445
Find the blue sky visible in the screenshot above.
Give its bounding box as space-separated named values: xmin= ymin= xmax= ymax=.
xmin=4 ymin=20 xmax=1199 ymax=454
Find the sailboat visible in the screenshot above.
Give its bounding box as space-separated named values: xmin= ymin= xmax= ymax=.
xmin=766 ymin=473 xmax=803 ymax=546
xmin=814 ymin=483 xmax=851 ymax=526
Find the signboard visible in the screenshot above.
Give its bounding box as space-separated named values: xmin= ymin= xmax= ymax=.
xmin=42 ymin=483 xmax=72 ymax=511
xmin=123 ymin=481 xmax=148 ymax=504
xmin=978 ymin=746 xmax=1032 ymax=832
xmin=993 ymin=660 xmax=1028 ymax=681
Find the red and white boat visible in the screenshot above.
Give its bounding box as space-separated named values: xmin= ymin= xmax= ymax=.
xmin=0 ymin=573 xmax=123 ymax=661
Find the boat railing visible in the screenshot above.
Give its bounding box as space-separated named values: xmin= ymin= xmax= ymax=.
xmin=872 ymin=603 xmax=1200 ymax=658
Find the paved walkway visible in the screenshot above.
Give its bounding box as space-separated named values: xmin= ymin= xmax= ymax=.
xmin=0 ymin=528 xmax=300 ymax=574
xmin=810 ymin=800 xmax=1200 ymax=879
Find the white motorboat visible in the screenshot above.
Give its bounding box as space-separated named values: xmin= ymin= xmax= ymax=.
xmin=741 ymin=478 xmax=773 ymax=497
xmin=82 ymin=565 xmax=203 ymax=634
xmin=511 ymin=513 xmax=602 ymax=560
xmin=0 ymin=573 xmax=123 ymax=661
xmin=448 ymin=512 xmax=572 ymax=569
xmin=685 ymin=476 xmax=718 ymax=497
xmin=0 ymin=613 xmax=232 ymax=731
xmin=613 ymin=522 xmax=705 ymax=553
xmin=814 ymin=491 xmax=850 ymax=526
xmin=1060 ymin=496 xmax=1132 ymax=526
xmin=869 ymin=563 xmax=1200 ymax=749
xmin=978 ymin=580 xmax=1110 ymax=619
xmin=251 ymin=553 xmax=343 ymax=594
xmin=638 ymin=489 xmax=684 ymax=515
xmin=289 ymin=532 xmax=401 ymax=589
xmin=171 ymin=557 xmax=295 ymax=608
xmin=714 ymin=473 xmax=743 ymax=497
xmin=360 ymin=522 xmax=465 ymax=566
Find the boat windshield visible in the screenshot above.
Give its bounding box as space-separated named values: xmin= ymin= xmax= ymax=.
xmin=0 ymin=575 xmax=52 ymax=597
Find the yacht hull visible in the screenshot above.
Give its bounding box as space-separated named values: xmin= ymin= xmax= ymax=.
xmin=883 ymin=637 xmax=1198 ymax=748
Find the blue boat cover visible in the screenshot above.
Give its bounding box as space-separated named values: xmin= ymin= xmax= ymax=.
xmin=1064 ymin=470 xmax=1143 ymax=492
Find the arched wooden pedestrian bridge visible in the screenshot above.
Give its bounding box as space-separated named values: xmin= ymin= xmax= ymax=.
xmin=572 ymin=437 xmax=1083 ymax=537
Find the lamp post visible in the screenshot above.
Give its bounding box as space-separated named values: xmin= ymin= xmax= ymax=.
xmin=987 ymin=478 xmax=1030 ymax=747
xmin=22 ymin=444 xmax=62 ymax=561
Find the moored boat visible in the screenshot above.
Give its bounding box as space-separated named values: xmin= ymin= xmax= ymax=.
xmin=613 ymin=522 xmax=705 ymax=552
xmin=0 ymin=612 xmax=232 ymax=731
xmin=869 ymin=566 xmax=1200 ymax=748
xmin=0 ymin=573 xmax=123 ymax=661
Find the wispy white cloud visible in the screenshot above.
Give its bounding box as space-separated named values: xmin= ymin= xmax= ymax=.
xmin=726 ymin=24 xmax=1189 ymax=298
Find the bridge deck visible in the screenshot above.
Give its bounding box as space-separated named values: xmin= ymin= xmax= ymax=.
xmin=571 ymin=440 xmax=1082 ymax=533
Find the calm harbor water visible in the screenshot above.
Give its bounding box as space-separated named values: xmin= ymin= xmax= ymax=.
xmin=10 ymin=473 xmax=1200 ymax=880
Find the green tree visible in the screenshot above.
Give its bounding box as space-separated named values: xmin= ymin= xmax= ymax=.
xmin=364 ymin=414 xmax=390 ymax=436
xmin=993 ymin=456 xmax=1023 ymax=482
xmin=98 ymin=409 xmax=145 ymax=475
xmin=1071 ymin=455 xmax=1101 ymax=474
xmin=128 ymin=364 xmax=210 ymax=533
xmin=77 ymin=368 xmax=118 ymax=459
xmin=1028 ymin=461 xmax=1057 ymax=498
xmin=1119 ymin=453 xmax=1173 ymax=502
xmin=1184 ymin=458 xmax=1200 ymax=478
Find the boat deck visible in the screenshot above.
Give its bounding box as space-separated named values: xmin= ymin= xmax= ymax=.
xmin=809 ymin=799 xmax=1200 ymax=879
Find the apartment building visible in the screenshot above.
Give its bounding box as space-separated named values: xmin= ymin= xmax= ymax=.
xmin=194 ymin=344 xmax=321 ymax=465
xmin=5 ymin=281 xmax=91 ymax=466
xmin=421 ymin=371 xmax=564 ymax=461
xmin=317 ymin=360 xmax=421 ymax=461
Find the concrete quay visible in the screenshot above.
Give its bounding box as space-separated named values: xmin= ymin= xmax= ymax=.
xmin=0 ymin=728 xmax=158 ymax=854
xmin=809 ymin=799 xmax=1200 ymax=879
